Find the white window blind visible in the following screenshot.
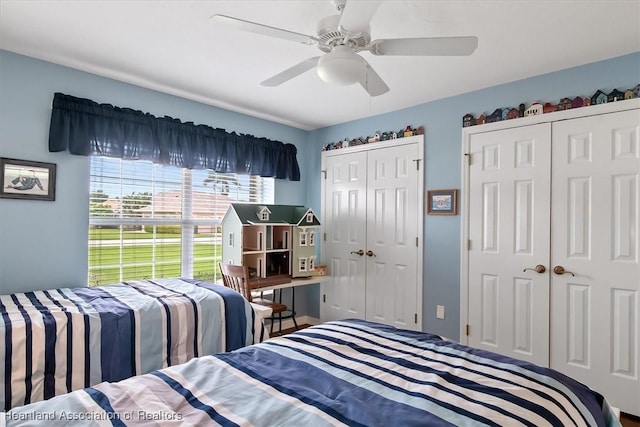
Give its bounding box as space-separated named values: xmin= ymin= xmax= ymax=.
xmin=89 ymin=156 xmax=274 ymax=285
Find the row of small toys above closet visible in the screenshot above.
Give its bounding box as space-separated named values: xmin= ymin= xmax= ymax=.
xmin=463 ymin=85 xmax=640 ymax=127
xmin=322 ymin=125 xmax=424 ymax=151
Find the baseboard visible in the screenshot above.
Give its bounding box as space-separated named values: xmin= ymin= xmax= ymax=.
xmin=265 ymin=315 xmax=321 ymax=332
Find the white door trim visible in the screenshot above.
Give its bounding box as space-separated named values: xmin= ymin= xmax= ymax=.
xmin=460 ymin=98 xmax=640 ymax=344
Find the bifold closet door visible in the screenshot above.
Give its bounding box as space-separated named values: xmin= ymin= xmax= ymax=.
xmin=467 ymin=123 xmax=552 ymax=367
xmin=550 ymin=109 xmax=640 ymax=416
xmin=321 ymin=150 xmax=367 ymax=321
xmin=321 ymin=139 xmax=422 ymax=329
xmin=365 ymin=143 xmax=420 ymax=330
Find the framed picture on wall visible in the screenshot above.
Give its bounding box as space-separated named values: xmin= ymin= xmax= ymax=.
xmin=427 ymin=189 xmax=457 ymax=215
xmin=0 ymin=157 xmax=56 ymax=201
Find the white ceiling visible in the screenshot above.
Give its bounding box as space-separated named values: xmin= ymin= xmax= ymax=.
xmin=1 ymin=1 xmax=639 ymax=131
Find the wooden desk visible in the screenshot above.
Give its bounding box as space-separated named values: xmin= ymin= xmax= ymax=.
xmin=251 ymin=275 xmax=331 ymax=292
xmin=251 ymin=276 xmax=330 ymax=331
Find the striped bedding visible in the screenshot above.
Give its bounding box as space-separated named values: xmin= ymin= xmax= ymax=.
xmin=0 ymin=278 xmax=266 ymax=411
xmin=1 ymin=319 xmax=620 ymax=426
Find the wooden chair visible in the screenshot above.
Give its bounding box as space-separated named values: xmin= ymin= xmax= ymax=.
xmin=219 ymin=263 xmax=295 ymax=334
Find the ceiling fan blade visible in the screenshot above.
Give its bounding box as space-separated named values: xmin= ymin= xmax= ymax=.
xmin=338 ymin=0 xmax=381 ymax=35
xmin=261 ymin=57 xmax=321 ymax=87
xmin=359 ymin=59 xmax=389 ymax=97
xmin=211 ymin=14 xmax=318 ymax=45
xmin=370 ymin=36 xmax=478 ymax=56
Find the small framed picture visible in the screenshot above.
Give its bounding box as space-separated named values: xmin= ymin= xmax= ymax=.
xmin=0 ymin=157 xmax=57 ymax=201
xmin=427 ymin=189 xmax=457 ymax=215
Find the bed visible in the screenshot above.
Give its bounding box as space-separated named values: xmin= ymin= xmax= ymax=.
xmin=0 ymin=278 xmax=268 ymax=411
xmin=1 ymin=319 xmax=621 ymax=426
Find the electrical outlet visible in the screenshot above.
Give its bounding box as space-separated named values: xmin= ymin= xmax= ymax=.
xmin=436 ymin=305 xmax=445 ymax=319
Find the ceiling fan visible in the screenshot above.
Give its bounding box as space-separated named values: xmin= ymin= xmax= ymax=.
xmin=211 ymin=0 xmax=478 ymax=96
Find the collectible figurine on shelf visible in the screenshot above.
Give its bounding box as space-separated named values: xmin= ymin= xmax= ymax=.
xmin=608 ymin=89 xmax=625 ymax=102
xmin=543 ymin=102 xmax=556 ymax=114
xmin=591 ymin=90 xmax=607 ymax=105
xmin=462 ymin=113 xmax=475 ymax=127
xmin=558 ymin=98 xmax=572 ymax=111
xmin=506 ymin=108 xmax=519 ymax=120
xmin=524 ymin=102 xmax=543 ymax=116
xmin=486 ymin=108 xmax=502 ymax=123
xmin=518 ymin=103 xmax=526 ymax=117
xmin=571 ymin=96 xmax=585 ymax=109
xmin=624 ymin=89 xmax=635 ymax=100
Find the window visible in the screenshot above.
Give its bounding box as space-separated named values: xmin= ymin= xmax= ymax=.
xmin=299 ymin=231 xmax=308 ymax=246
xmin=228 ymin=232 xmax=234 ymax=247
xmin=309 ymin=256 xmax=315 ymax=271
xmin=258 ymin=207 xmax=270 ymax=221
xmin=89 ymin=157 xmax=274 ymax=285
xmin=306 ymin=212 xmax=313 ymax=223
xmin=299 ymin=257 xmax=307 ymax=272
xmin=309 ymin=231 xmax=315 ymax=246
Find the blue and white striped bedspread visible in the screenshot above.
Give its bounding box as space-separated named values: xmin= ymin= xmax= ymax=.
xmin=0 ymin=278 xmax=265 ymax=411
xmin=2 ymin=319 xmax=620 ymax=426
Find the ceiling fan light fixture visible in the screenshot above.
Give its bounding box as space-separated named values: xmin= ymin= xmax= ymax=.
xmin=316 ymin=45 xmax=364 ymax=86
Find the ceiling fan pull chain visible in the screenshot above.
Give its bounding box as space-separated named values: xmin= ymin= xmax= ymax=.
xmin=332 ymin=0 xmax=347 ymax=12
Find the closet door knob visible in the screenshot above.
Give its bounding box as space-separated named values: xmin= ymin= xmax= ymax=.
xmin=350 ymin=249 xmax=364 ymax=256
xmin=523 ymin=264 xmax=546 ymax=273
xmin=553 ymin=266 xmax=575 ymax=276
xmin=366 ymin=250 xmax=376 ymax=257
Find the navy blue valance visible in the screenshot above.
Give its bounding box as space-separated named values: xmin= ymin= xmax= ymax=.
xmin=48 ymin=93 xmax=300 ymax=181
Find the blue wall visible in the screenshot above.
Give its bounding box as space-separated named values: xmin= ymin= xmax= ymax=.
xmin=1 ymin=49 xmax=638 ymax=339
xmin=0 ymin=50 xmax=309 ymax=295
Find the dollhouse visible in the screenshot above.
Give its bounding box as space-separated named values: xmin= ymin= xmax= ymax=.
xmin=221 ymin=204 xmax=321 ymax=284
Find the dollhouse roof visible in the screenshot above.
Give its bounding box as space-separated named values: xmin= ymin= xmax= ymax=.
xmin=224 ymin=203 xmax=320 ymax=226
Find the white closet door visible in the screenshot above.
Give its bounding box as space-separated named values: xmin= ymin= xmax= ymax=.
xmin=321 ymin=151 xmax=367 ymax=321
xmin=550 ymin=109 xmax=640 ymax=415
xmin=365 ymin=143 xmax=420 ymax=330
xmin=468 ymin=123 xmax=552 ymax=366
